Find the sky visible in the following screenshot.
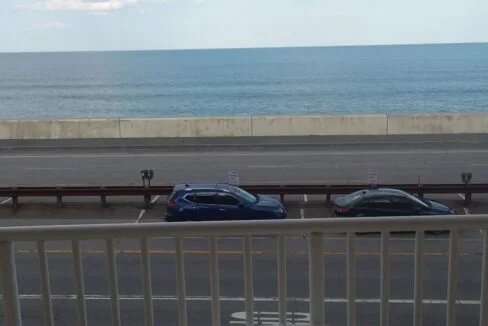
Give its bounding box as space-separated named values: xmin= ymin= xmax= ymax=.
xmin=0 ymin=0 xmax=487 ymax=52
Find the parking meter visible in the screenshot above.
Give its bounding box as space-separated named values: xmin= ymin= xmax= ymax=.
xmin=461 ymin=172 xmax=473 ymax=185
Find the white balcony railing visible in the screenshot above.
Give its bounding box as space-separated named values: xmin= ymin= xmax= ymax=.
xmin=0 ymin=214 xmax=488 ymax=326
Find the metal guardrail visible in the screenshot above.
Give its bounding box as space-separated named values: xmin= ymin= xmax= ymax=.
xmin=0 ymin=215 xmax=488 ymax=326
xmin=0 ymin=182 xmax=485 ymax=208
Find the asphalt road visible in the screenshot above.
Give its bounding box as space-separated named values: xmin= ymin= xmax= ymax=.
xmin=2 ymin=140 xmax=488 ymax=325
xmin=1 ymin=148 xmax=488 ymax=186
xmin=2 ymin=134 xmax=488 ymax=152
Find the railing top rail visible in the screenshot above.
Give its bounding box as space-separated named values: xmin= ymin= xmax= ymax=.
xmin=1 ymin=214 xmax=488 ymax=242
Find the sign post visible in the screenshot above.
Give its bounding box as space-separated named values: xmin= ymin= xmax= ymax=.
xmin=228 ymin=170 xmax=240 ymax=185
xmin=368 ymin=169 xmax=378 ymax=188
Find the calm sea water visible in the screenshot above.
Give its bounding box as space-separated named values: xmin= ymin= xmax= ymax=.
xmin=0 ymin=43 xmax=487 ymax=119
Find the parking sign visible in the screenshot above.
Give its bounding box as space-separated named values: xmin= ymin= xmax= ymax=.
xmin=228 ymin=170 xmax=240 ymax=185
xmin=368 ymin=169 xmax=378 ymax=185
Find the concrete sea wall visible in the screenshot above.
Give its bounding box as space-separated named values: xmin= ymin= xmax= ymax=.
xmin=0 ymin=113 xmax=487 ymax=139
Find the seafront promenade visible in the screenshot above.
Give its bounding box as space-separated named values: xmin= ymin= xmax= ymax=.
xmin=0 ymin=112 xmax=488 ymax=140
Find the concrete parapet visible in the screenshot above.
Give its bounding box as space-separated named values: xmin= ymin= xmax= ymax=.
xmin=387 ymin=113 xmax=488 ymax=135
xmin=0 ymin=113 xmax=487 ymax=139
xmin=251 ymin=114 xmax=388 ymax=136
xmin=0 ymin=119 xmax=120 ymax=139
xmin=119 ymin=116 xmax=252 ymax=138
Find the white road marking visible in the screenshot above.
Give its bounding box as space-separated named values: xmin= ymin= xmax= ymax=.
xmin=11 ymin=294 xmax=481 ymax=305
xmin=303 ymin=194 xmax=308 ymax=203
xmin=0 ymin=197 xmax=12 ymax=205
xmin=458 ymin=193 xmax=466 ymax=201
xmin=105 ymin=235 xmax=476 ymax=242
xmin=248 ymin=165 xmax=296 ymax=169
xmin=136 ymin=209 xmax=146 ymax=223
xmin=22 ymin=167 xmax=77 ymax=170
xmin=230 ymin=311 xmax=310 ymax=325
xmin=136 ymin=196 xmax=160 ymax=223
xmin=2 ymin=149 xmax=488 ymax=159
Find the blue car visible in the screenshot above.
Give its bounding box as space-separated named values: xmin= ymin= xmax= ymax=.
xmin=164 ymin=182 xmax=287 ymax=222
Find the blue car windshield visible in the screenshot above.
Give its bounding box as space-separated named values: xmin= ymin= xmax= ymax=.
xmin=230 ymin=186 xmax=257 ymax=203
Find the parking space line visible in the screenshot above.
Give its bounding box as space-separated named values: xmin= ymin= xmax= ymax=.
xmin=13 ymin=294 xmax=482 ymax=305
xmin=136 ymin=209 xmax=146 ymax=223
xmin=0 ymin=197 xmax=12 ymax=205
xmin=248 ymin=165 xmax=297 ymax=169
xmin=457 ymin=197 xmax=479 ymax=233
xmin=135 ymin=195 xmax=161 ymax=223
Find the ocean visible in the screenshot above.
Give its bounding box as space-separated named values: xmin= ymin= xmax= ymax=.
xmin=0 ymin=43 xmax=487 ymax=119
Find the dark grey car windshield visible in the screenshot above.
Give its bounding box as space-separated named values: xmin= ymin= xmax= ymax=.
xmin=230 ymin=186 xmax=257 ymax=203
xmin=341 ymin=190 xmax=366 ymax=204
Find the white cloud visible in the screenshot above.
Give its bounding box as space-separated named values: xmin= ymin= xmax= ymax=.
xmin=22 ymin=0 xmax=142 ymax=12
xmin=34 ymin=22 xmax=66 ymax=29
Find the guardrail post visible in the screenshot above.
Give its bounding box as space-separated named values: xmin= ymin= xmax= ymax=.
xmin=465 ymin=192 xmax=472 ymax=207
xmin=0 ymin=241 xmax=22 ymax=326
xmin=417 ymin=178 xmax=424 ymax=198
xmin=56 ymin=187 xmax=63 ymax=207
xmin=309 ymin=232 xmax=325 ymax=326
xmin=461 ymin=172 xmax=473 ymax=207
xmin=100 ymin=186 xmax=108 ymax=208
xmin=326 ymin=193 xmax=331 ymax=206
xmin=279 ymin=185 xmax=285 ymax=203
xmin=101 ymin=195 xmax=107 ymax=207
xmin=144 ymin=194 xmax=151 ymax=209
xmin=12 ymin=196 xmax=19 ymax=209
xmin=11 ymin=186 xmax=19 ymax=209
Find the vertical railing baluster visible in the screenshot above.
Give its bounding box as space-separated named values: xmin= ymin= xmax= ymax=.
xmin=243 ymin=235 xmax=254 ymax=326
xmin=309 ymin=232 xmax=325 ymax=326
xmin=175 ymin=237 xmax=188 ymax=326
xmin=141 ymin=237 xmax=154 ymax=326
xmin=480 ymin=229 xmax=488 ymax=326
xmin=413 ymin=231 xmax=425 ymax=326
xmin=209 ymin=236 xmax=221 ymax=326
xmin=380 ymin=231 xmax=390 ymax=326
xmin=72 ymin=240 xmax=87 ymax=326
xmin=277 ymin=235 xmax=287 ymax=326
xmin=37 ymin=240 xmax=54 ymax=326
xmin=106 ymin=239 xmax=121 ymax=326
xmin=446 ymin=230 xmax=460 ymax=326
xmin=346 ymin=232 xmax=356 ymax=326
xmin=0 ymin=241 xmax=22 ymax=326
